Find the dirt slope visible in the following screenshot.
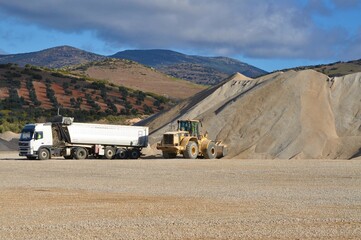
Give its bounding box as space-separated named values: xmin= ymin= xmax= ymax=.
xmin=70 ymin=59 xmax=206 ymax=99
xmin=147 ymin=70 xmax=361 ymax=159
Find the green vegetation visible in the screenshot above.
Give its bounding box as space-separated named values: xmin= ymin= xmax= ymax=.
xmin=45 ymin=82 xmax=59 ymax=107
xmin=0 ymin=63 xmax=172 ymax=133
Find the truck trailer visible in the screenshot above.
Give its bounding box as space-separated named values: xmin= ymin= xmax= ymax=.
xmin=18 ymin=117 xmax=149 ymax=160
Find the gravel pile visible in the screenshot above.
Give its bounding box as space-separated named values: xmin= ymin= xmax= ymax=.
xmin=147 ymin=70 xmax=361 ymax=159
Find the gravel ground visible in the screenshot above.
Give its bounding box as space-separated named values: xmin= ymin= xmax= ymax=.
xmin=1 ymin=152 xmax=361 ymax=239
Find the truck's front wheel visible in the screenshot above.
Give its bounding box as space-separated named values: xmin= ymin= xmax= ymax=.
xmin=74 ymin=147 xmax=87 ymax=160
xmin=38 ymin=148 xmax=50 ymax=160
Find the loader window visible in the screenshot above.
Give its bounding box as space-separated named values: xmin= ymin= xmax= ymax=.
xmin=178 ymin=121 xmax=190 ymax=132
xmin=190 ymin=122 xmax=199 ymax=137
xmin=178 ymin=121 xmax=199 ymax=137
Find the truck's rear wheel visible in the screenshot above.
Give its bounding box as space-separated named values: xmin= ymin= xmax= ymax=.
xmin=183 ymin=141 xmax=198 ymax=159
xmin=74 ymin=147 xmax=87 ymax=160
xmin=163 ymin=152 xmax=177 ymax=159
xmin=38 ymin=148 xmax=50 ymax=160
xmin=203 ymin=141 xmax=216 ymax=159
xmin=129 ymin=149 xmax=140 ymax=159
xmin=104 ymin=146 xmax=115 ymax=159
xmin=116 ymin=148 xmax=128 ymax=159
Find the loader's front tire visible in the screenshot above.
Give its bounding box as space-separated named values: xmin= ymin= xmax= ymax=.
xmin=183 ymin=141 xmax=198 ymax=159
xmin=203 ymin=141 xmax=216 ymax=159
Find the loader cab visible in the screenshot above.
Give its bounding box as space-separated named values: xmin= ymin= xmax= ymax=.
xmin=177 ymin=120 xmax=200 ymax=137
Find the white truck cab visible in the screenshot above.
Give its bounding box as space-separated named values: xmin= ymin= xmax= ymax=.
xmin=19 ymin=123 xmax=53 ymax=159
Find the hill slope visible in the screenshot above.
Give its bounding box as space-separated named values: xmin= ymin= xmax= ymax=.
xmin=111 ymin=49 xmax=267 ymax=85
xmin=145 ymin=70 xmax=361 ymax=159
xmin=69 ymin=59 xmax=206 ymax=99
xmin=0 ymin=63 xmax=172 ymax=132
xmin=0 ymin=46 xmax=106 ymax=68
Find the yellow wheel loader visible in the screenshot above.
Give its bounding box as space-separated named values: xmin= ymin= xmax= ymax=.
xmin=156 ymin=120 xmax=227 ymax=159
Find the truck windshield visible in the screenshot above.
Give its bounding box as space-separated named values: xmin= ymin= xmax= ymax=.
xmin=20 ymin=127 xmax=35 ymax=141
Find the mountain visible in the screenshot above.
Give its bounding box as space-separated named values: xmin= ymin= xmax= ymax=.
xmin=110 ymin=49 xmax=267 ymax=85
xmin=0 ymin=46 xmax=106 ymax=68
xmin=145 ymin=70 xmax=361 ymax=159
xmin=281 ymin=59 xmax=361 ymax=77
xmin=68 ymin=58 xmax=206 ymax=99
xmin=0 ymin=46 xmax=267 ymax=85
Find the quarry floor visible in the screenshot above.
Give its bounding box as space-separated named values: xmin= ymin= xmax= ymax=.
xmin=1 ymin=151 xmax=361 ymax=239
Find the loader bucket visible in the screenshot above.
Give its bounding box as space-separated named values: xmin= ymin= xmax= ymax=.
xmin=215 ymin=141 xmax=227 ymax=158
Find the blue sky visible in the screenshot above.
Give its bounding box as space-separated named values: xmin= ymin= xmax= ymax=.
xmin=0 ymin=0 xmax=360 ymax=71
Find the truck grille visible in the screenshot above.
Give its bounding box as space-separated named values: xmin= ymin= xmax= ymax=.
xmin=163 ymin=134 xmax=174 ymax=144
xmin=18 ymin=141 xmax=31 ymax=156
xmin=19 ymin=142 xmax=29 ymax=147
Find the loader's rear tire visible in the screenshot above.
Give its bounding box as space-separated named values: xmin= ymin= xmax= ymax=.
xmin=163 ymin=152 xmax=177 ymax=159
xmin=104 ymin=146 xmax=115 ymax=159
xmin=38 ymin=148 xmax=50 ymax=160
xmin=203 ymin=141 xmax=216 ymax=159
xmin=74 ymin=147 xmax=87 ymax=160
xmin=183 ymin=141 xmax=198 ymax=159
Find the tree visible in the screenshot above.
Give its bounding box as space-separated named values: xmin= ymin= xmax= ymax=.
xmin=119 ymin=86 xmax=128 ymax=100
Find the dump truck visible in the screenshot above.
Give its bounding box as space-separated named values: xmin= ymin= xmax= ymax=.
xmin=18 ymin=116 xmax=148 ymax=160
xmin=156 ymin=119 xmax=227 ymax=159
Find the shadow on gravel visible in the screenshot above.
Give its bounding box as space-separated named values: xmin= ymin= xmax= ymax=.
xmin=0 ymin=152 xmax=212 ymax=161
xmin=0 ymin=158 xmax=33 ymax=161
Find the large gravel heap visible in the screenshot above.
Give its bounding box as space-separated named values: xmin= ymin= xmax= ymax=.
xmin=147 ymin=70 xmax=361 ymax=159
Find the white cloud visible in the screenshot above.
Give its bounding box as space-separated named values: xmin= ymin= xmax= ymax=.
xmin=0 ymin=0 xmax=357 ymax=60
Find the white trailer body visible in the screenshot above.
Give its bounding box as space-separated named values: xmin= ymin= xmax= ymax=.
xmin=67 ymin=123 xmax=148 ymax=147
xmin=19 ymin=120 xmax=149 ymax=160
